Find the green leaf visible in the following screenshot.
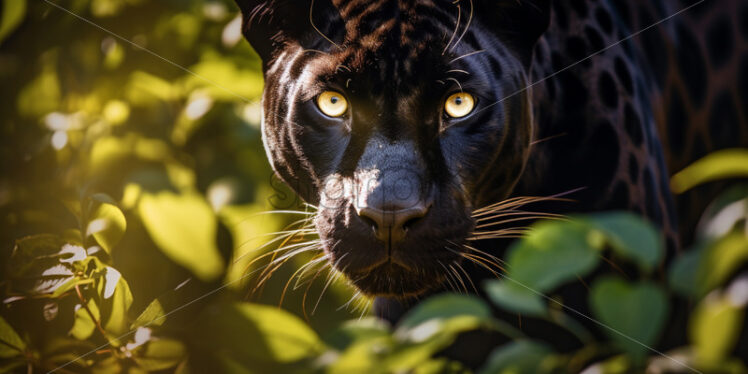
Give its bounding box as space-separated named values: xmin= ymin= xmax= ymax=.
xmin=699 ymin=233 xmax=748 ymax=294
xmin=668 ymin=243 xmax=705 ymax=297
xmin=0 ymin=315 xmax=25 ymax=358
xmin=689 ymin=292 xmax=744 ymax=366
xmin=7 ymin=235 xmax=87 ymax=296
xmin=485 ymin=280 xmax=547 ymax=316
xmin=133 ymin=298 xmax=167 ymax=329
xmin=477 ymin=340 xmax=553 ymax=374
xmin=589 ymin=277 xmax=667 ymax=360
xmin=138 ymin=190 xmax=224 ymax=281
xmin=387 ymin=295 xmax=503 ymax=372
xmin=328 ymin=337 xmax=393 ymax=374
xmin=70 ymin=298 xmax=100 ymax=341
xmin=324 ymin=317 xmax=391 ymax=351
xmin=397 ymin=294 xmax=491 ymax=331
xmin=198 ymin=302 xmax=325 ymax=365
xmin=586 ymin=212 xmax=663 ymax=272
xmin=412 ymin=358 xmax=468 ymax=374
xmin=96 ymin=267 xmax=133 ymax=337
xmin=17 ymin=60 xmax=60 ymax=118
xmin=0 ymin=0 xmax=26 ymax=44
xmin=134 ymin=339 xmax=187 ymax=371
xmin=87 ymin=194 xmax=127 ymax=254
xmin=505 ymin=221 xmax=600 ymax=292
xmin=671 ymin=149 xmax=748 ymax=193
xmin=670 ymin=233 xmax=748 ymax=298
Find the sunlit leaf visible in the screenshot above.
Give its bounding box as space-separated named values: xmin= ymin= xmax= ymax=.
xmin=690 ymin=292 xmax=744 ymax=366
xmin=0 ymin=0 xmax=26 ymax=44
xmin=412 ymin=358 xmax=467 ymax=374
xmin=70 ymin=298 xmax=100 ymax=341
xmin=671 ymin=149 xmax=748 ymax=193
xmin=134 ymin=338 xmax=187 ymax=371
xmin=88 ymin=135 xmax=172 ymax=176
xmin=477 ymin=340 xmax=553 ymax=374
xmin=97 ymin=267 xmax=133 ymax=337
xmin=670 ymin=233 xmax=748 ymax=298
xmin=328 ymin=337 xmax=392 ymax=374
xmin=17 ymin=59 xmax=60 ymax=118
xmin=184 ymin=58 xmax=263 ymax=101
xmin=138 ymin=190 xmax=225 ymax=281
xmin=91 ymin=0 xmax=128 ymax=17
xmin=585 ymin=212 xmax=663 ymax=272
xmin=387 ymin=294 xmax=509 ymax=371
xmin=590 ymin=277 xmax=667 ymax=360
xmin=133 ymin=298 xmax=166 ymax=329
xmin=0 ymin=315 xmax=25 ymax=358
xmin=87 ymin=195 xmax=127 ymax=254
xmin=197 ymin=302 xmax=325 ymax=365
xmin=324 ymin=317 xmax=390 ymax=351
xmin=7 ymin=235 xmax=86 ymax=295
xmin=125 ymin=71 xmax=182 ymax=105
xmin=699 ymin=233 xmax=748 ymax=295
xmin=91 ymin=356 xmax=124 ymax=374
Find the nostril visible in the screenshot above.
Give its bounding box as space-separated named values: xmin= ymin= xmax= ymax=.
xmin=359 ymin=214 xmax=379 ymax=232
xmin=401 ymin=216 xmax=422 ymax=231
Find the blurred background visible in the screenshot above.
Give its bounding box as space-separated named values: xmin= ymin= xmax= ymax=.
xmin=0 ymin=0 xmax=360 ymax=371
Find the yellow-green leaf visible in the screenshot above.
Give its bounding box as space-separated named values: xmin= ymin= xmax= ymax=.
xmin=671 ymin=149 xmax=748 ymax=193
xmin=70 ymin=298 xmax=100 ymax=341
xmin=0 ymin=315 xmax=25 ymax=358
xmin=97 ymin=267 xmax=133 ymax=337
xmin=690 ymin=292 xmax=744 ymax=365
xmin=88 ymin=195 xmax=127 ymax=254
xmin=134 ymin=339 xmax=187 ymax=371
xmin=0 ymin=0 xmax=26 ymax=44
xmin=138 ymin=190 xmax=224 ymax=281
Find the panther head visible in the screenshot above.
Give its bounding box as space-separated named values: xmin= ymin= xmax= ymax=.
xmin=235 ymin=0 xmax=550 ymax=297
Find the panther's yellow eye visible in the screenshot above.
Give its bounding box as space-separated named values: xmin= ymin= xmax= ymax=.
xmin=444 ymin=92 xmax=475 ymax=118
xmin=317 ymin=91 xmax=348 ymax=117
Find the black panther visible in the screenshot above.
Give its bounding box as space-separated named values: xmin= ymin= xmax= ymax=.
xmin=233 ymin=0 xmax=748 ymax=364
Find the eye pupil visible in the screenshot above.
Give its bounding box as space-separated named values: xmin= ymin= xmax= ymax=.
xmin=444 ymin=92 xmax=475 ymax=118
xmin=317 ymin=91 xmax=348 ymax=117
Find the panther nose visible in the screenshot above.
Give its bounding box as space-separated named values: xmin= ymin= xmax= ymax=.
xmin=356 ymin=202 xmax=430 ymax=245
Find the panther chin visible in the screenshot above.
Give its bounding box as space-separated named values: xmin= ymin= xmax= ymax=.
xmin=334 ymin=254 xmax=456 ymax=298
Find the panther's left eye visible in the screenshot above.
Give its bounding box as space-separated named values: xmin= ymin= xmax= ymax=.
xmin=317 ymin=91 xmax=348 ymax=117
xmin=444 ymin=92 xmax=475 ymax=118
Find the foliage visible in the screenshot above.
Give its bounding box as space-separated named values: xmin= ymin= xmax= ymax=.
xmin=1 ymin=1 xmax=747 ymax=373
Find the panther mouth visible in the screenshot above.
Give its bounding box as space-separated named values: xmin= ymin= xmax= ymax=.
xmin=344 ymin=261 xmax=447 ymax=298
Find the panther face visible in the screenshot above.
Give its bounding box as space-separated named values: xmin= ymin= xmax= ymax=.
xmin=235 ymin=0 xmax=550 ymax=297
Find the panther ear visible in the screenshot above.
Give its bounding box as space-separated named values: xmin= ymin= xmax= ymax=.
xmin=233 ymin=0 xmax=342 ymax=64
xmin=478 ymin=0 xmax=551 ymax=67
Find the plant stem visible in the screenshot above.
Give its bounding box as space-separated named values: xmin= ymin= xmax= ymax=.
xmin=74 ymin=284 xmax=109 ymax=341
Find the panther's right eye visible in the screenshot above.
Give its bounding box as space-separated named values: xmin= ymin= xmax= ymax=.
xmin=316 ymin=91 xmax=348 ymax=117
